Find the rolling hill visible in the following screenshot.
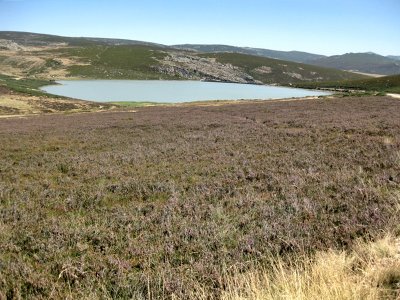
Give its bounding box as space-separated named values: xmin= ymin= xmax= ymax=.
xmin=306 ymin=53 xmax=400 ymax=75
xmin=0 ymin=31 xmax=366 ymax=86
xmin=0 ymin=31 xmax=167 ymax=48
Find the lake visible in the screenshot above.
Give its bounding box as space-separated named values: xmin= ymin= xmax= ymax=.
xmin=41 ymin=80 xmax=330 ymax=103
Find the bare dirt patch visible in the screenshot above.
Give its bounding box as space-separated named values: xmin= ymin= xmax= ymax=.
xmin=254 ymin=66 xmax=272 ymax=74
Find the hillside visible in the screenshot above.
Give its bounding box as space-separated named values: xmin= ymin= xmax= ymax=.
xmin=306 ymin=53 xmax=400 ymax=75
xmin=173 ymin=45 xmax=400 ymax=77
xmin=0 ymin=31 xmax=365 ymax=86
xmin=173 ymin=44 xmax=325 ymax=63
xmin=294 ymin=74 xmax=400 ymax=94
xmin=3 ymin=33 xmax=397 ymax=77
xmin=199 ymin=52 xmax=365 ymax=84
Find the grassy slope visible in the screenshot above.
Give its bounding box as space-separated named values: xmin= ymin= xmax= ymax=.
xmin=0 ymin=96 xmax=399 ymax=298
xmin=60 ymin=48 xmax=367 ymax=83
xmin=200 ymin=52 xmax=366 ymax=84
xmin=294 ymin=74 xmax=400 ymax=94
xmin=51 ymin=45 xmax=176 ymax=80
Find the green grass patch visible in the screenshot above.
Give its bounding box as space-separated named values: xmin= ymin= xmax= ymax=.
xmin=0 ymin=73 xmax=54 ymax=96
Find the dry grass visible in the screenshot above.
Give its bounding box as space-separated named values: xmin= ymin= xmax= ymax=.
xmin=221 ymin=235 xmax=400 ymax=300
xmin=0 ymin=96 xmax=399 ymax=298
xmin=0 ymin=46 xmax=90 ymax=80
xmin=0 ymin=86 xmax=113 ymax=115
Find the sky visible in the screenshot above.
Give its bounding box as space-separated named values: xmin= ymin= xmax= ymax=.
xmin=0 ymin=0 xmax=399 ymax=56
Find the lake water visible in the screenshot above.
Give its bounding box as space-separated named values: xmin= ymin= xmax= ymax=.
xmin=41 ymin=80 xmax=330 ymax=103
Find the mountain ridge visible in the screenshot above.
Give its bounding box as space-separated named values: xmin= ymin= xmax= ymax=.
xmin=0 ymin=31 xmax=168 ymax=48
xmin=172 ymin=44 xmax=326 ymax=63
xmin=306 ymin=52 xmax=400 ymax=75
xmin=173 ymin=44 xmax=400 ymax=76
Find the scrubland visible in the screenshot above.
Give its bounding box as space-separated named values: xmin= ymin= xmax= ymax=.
xmin=0 ymin=96 xmax=399 ymax=299
xmin=295 ymin=74 xmax=400 ymax=94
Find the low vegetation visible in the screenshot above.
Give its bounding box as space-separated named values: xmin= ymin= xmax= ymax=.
xmin=54 ymin=45 xmax=175 ymax=80
xmin=294 ymin=74 xmax=400 ymax=94
xmin=0 ymin=96 xmax=399 ymax=298
xmin=0 ymin=31 xmax=399 ymax=299
xmin=0 ymin=73 xmax=52 ymax=96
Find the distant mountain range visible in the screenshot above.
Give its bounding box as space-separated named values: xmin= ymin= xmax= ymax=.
xmin=305 ymin=53 xmax=400 ymax=75
xmin=172 ymin=44 xmax=325 ymax=63
xmin=174 ymin=44 xmax=400 ymax=76
xmin=388 ymin=55 xmax=400 ymax=61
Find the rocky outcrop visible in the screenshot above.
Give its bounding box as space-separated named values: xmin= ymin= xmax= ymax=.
xmin=153 ymin=52 xmax=262 ymax=84
xmin=254 ymin=66 xmax=272 ymax=74
xmin=0 ymin=39 xmax=26 ymax=51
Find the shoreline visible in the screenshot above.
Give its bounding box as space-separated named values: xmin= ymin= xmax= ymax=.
xmin=0 ymin=93 xmax=329 ymax=119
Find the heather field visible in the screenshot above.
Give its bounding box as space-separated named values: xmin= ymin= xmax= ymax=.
xmin=1 ymin=96 xmax=400 ymax=299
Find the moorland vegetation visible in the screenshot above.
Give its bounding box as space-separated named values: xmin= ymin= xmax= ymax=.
xmin=1 ymin=96 xmax=399 ymax=298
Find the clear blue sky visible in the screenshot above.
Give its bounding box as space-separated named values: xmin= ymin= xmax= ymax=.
xmin=1 ymin=0 xmax=399 ymax=56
